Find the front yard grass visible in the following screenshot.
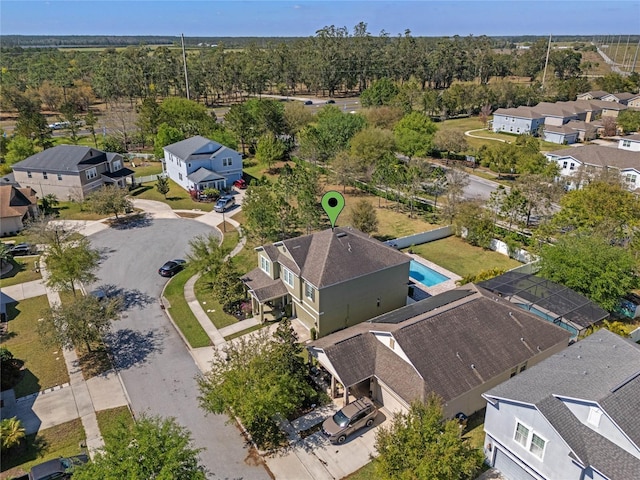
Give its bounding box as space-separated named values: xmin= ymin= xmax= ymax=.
xmin=0 ymin=256 xmax=42 ymax=288
xmin=0 ymin=296 xmax=69 ymax=398
xmin=163 ymin=268 xmax=212 ymax=348
xmin=0 ymin=418 xmax=86 ymax=479
xmin=410 ymin=235 xmax=522 ymax=278
xmin=129 ymin=178 xmax=215 ymax=212
xmin=128 ymin=161 xmax=163 ymax=178
xmin=53 ymin=201 xmax=108 ymax=221
xmin=95 ymin=406 xmax=134 ymax=446
xmin=193 ymin=276 xmax=239 ymax=330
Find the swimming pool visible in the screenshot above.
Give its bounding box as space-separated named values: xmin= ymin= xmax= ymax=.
xmin=409 ymin=260 xmax=449 ymax=287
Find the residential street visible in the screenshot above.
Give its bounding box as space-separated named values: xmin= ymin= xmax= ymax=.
xmin=87 ymin=218 xmax=270 ymax=480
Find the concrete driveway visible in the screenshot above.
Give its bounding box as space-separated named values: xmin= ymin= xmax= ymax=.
xmin=87 ymin=217 xmax=270 ymax=480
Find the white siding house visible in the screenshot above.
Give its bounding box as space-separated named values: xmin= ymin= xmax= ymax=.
xmin=163 ymin=136 xmax=242 ymax=194
xmin=492 ymin=107 xmax=545 ymax=135
xmin=618 ymin=134 xmax=640 ymax=152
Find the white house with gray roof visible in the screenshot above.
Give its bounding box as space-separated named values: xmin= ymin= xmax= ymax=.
xmin=163 ymin=135 xmax=242 ymax=194
xmin=482 ymin=329 xmax=640 ymax=480
xmin=12 ymin=145 xmax=133 ymax=200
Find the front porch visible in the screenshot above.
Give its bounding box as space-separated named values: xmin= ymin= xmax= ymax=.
xmin=241 ymin=267 xmax=291 ymax=323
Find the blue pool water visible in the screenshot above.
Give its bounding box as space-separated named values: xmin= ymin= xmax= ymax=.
xmin=516 ymin=304 xmax=579 ymax=337
xmin=409 ymin=260 xmax=449 ymax=287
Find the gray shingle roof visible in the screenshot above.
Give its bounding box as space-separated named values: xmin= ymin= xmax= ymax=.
xmin=310 ymin=285 xmax=571 ymax=406
xmin=13 ymin=145 xmax=107 ymax=172
xmin=187 ymin=167 xmax=225 ymax=183
xmin=546 ymin=144 xmax=640 ymax=170
xmin=163 ymin=135 xmax=223 ymax=160
xmin=241 ymin=267 xmax=288 ymax=302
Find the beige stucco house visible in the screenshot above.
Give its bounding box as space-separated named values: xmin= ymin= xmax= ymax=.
xmin=241 ymin=227 xmax=411 ymax=338
xmin=0 ymin=185 xmax=38 ymax=236
xmin=308 ymin=284 xmax=571 ymax=416
xmin=12 ymin=145 xmax=134 ymax=200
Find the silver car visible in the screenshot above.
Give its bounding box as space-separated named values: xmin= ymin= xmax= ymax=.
xmin=322 ymin=397 xmax=378 ymax=444
xmin=214 ymin=195 xmax=236 ymax=213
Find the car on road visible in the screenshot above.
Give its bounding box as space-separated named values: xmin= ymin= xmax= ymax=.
xmin=322 ymin=397 xmax=378 ymax=444
xmin=214 ymin=195 xmax=236 ymax=213
xmin=8 ymin=243 xmax=35 ymax=256
xmin=303 ymin=100 xmax=313 ymax=105
xmin=158 ymin=259 xmax=186 ymax=277
xmin=325 ymin=99 xmax=336 ymax=104
xmin=233 ymin=178 xmax=247 ymax=189
xmin=29 ymin=454 xmax=89 ymax=480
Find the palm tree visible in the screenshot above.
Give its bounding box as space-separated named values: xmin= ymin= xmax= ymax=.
xmin=41 ymin=193 xmax=59 ymax=215
xmin=1 ymin=417 xmax=26 ymax=451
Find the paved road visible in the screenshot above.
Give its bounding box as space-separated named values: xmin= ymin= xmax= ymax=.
xmin=87 ymin=218 xmax=270 ymax=480
xmin=463 ymin=173 xmax=502 ymax=201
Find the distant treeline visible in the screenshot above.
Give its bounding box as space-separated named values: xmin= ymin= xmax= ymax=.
xmin=3 ymin=34 xmax=634 ymax=49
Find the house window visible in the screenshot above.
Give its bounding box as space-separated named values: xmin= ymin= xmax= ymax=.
xmin=510 ymin=367 xmax=518 ymax=378
xmin=188 ymin=163 xmax=191 ymax=168
xmin=519 ymin=363 xmax=527 ymax=373
xmin=587 ymin=407 xmax=602 ymax=427
xmin=514 ymin=422 xmax=530 ymax=447
xmin=529 ymin=433 xmax=546 ymax=458
xmin=178 ymin=173 xmax=183 ymax=181
xmin=177 ymin=159 xmax=182 ymax=167
xmin=305 ymin=283 xmax=315 ymax=301
xmin=223 ymin=157 xmax=233 ymax=167
xmin=562 ymin=161 xmax=568 ymax=169
xmin=42 ymin=172 xmax=48 ymax=179
xmin=625 ymin=174 xmax=636 ymax=185
xmin=27 ymin=171 xmax=32 ymax=178
xmin=622 ymin=140 xmax=631 ymax=147
xmin=86 ymin=167 xmax=97 ymax=180
xmin=112 ymin=160 xmax=122 ymax=171
xmin=57 ymin=173 xmax=62 ymax=181
xmin=282 ymin=267 xmax=294 ymax=287
xmin=569 ymin=163 xmax=575 ymax=170
xmin=510 ymin=127 xmax=513 ymax=132
xmin=260 ymin=256 xmax=270 ymax=274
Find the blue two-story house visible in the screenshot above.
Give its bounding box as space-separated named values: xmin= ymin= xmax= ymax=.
xmin=482 ymin=329 xmax=640 ymax=480
xmin=163 ymin=136 xmax=242 ymax=194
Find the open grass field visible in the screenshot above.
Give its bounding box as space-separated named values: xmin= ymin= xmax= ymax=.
xmin=163 ymin=267 xmax=212 ymax=348
xmin=409 ymin=235 xmax=522 ymax=278
xmin=0 ymin=256 xmax=42 ymax=288
xmin=0 ymin=295 xmax=70 ymax=398
xmin=0 ymin=419 xmax=86 ymax=479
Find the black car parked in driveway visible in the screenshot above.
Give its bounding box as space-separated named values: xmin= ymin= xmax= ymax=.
xmin=29 ymin=454 xmax=89 ymax=480
xmin=158 ymin=259 xmax=186 ymax=277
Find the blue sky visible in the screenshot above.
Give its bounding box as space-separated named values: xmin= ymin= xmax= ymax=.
xmin=2 ymin=0 xmax=639 ymax=37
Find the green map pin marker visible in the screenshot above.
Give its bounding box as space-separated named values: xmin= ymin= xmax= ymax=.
xmin=321 ymin=191 xmax=345 ymax=230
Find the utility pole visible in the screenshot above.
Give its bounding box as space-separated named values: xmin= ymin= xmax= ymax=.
xmin=541 ymin=34 xmax=552 ymax=91
xmin=181 ymin=33 xmax=190 ymax=100
xmin=632 ymin=38 xmax=640 ymax=73
xmin=621 ymin=35 xmax=631 ymax=71
xmin=614 ymin=35 xmax=622 ymax=65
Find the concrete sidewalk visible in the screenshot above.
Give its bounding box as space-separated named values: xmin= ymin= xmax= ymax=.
xmin=1 ymin=279 xmax=47 ymax=301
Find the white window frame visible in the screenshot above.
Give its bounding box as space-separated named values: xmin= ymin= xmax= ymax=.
xmin=223 ymin=157 xmax=233 ymax=167
xmin=260 ymin=256 xmax=270 ymax=275
xmin=514 ymin=421 xmax=530 ymax=447
xmin=27 ymin=171 xmax=32 ymax=178
xmin=42 ymin=171 xmax=48 ymax=180
xmin=57 ymin=173 xmax=62 ymax=181
xmin=529 ymin=432 xmax=547 ymax=459
xmin=112 ymin=160 xmax=122 ymax=172
xmin=514 ymin=420 xmax=547 ymax=460
xmin=178 ymin=173 xmax=183 ymax=181
xmin=86 ymin=167 xmax=98 ymax=180
xmin=624 ymin=174 xmax=636 ymax=184
xmin=282 ymin=267 xmax=294 ymax=287
xmin=562 ymin=161 xmax=568 ymax=169
xmin=305 ymin=283 xmax=315 ymax=301
xmin=622 ymin=140 xmax=631 ymax=147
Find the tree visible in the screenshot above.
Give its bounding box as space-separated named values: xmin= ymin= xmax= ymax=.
xmin=360 ymin=78 xmax=399 ymax=107
xmin=40 ymin=193 xmax=59 ymax=215
xmin=255 ymin=134 xmax=286 ymax=171
xmin=374 ymin=397 xmax=483 ymax=480
xmin=45 ymin=237 xmax=101 ymax=296
xmin=212 ymin=258 xmax=245 ymax=312
xmin=500 ymin=188 xmax=528 ymax=229
xmin=0 ymin=417 xmax=26 ymax=452
xmin=393 ymin=112 xmax=438 ymax=160
xmin=86 ymin=185 xmax=133 ymax=220
xmin=186 ymin=233 xmax=224 ymax=280
xmin=155 ymin=176 xmax=170 ymax=199
xmin=516 ymin=174 xmax=563 ymax=227
xmin=59 ymin=102 xmax=81 ymax=144
xmin=441 ymin=167 xmax=470 ymax=223
xmin=452 ymin=200 xmax=495 ymax=249
xmin=5 ymin=136 xmax=35 ymax=168
xmin=347 ymin=198 xmax=379 ymax=234
xmin=38 ymin=293 xmax=122 ymax=352
xmin=601 ymin=116 xmax=618 ymax=137
xmin=242 ymin=185 xmax=281 ymax=243
xmin=84 ymin=109 xmax=98 ymax=148
xmin=73 ymin=415 xmax=206 ymax=480
xmin=198 ymin=320 xmax=317 ymax=449
xmin=433 ymin=129 xmax=468 ymax=160
xmin=154 ymin=123 xmax=185 ymax=159
xmin=348 ymin=127 xmax=396 ymax=176
xmin=0 ymin=347 xmax=22 ymax=391
xmin=616 ymin=109 xmax=640 ymax=134
xmin=538 ymin=234 xmax=638 ymax=311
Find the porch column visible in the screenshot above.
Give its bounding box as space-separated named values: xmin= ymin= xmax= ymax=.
xmin=259 ymin=303 xmax=264 ymax=323
xmin=331 ymin=375 xmax=336 ymax=399
xmin=343 ymin=386 xmax=349 ymax=405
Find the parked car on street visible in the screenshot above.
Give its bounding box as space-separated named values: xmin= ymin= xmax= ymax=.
xmin=29 ymin=454 xmax=89 ymax=480
xmin=322 ymin=397 xmax=378 ymax=444
xmin=8 ymin=243 xmax=35 ymax=256
xmin=214 ymin=195 xmax=236 ymax=213
xmin=158 ymin=259 xmax=186 ymax=277
xmin=303 ymin=100 xmax=313 ymax=105
xmin=233 ymin=178 xmax=247 ymax=189
xmin=325 ymin=99 xmax=336 ymax=104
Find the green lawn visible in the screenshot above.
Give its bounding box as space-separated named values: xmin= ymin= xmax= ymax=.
xmin=0 ymin=419 xmax=86 ymax=478
xmin=410 ymin=236 xmax=522 ymax=278
xmin=0 ymin=256 xmax=42 ymax=288
xmin=130 ymin=179 xmax=215 ymax=212
xmin=193 ymin=276 xmax=239 ymax=330
xmin=343 ymin=461 xmax=376 ymax=480
xmin=0 ymin=296 xmax=70 ymax=398
xmin=163 ymin=268 xmax=212 ymax=348
xmin=128 ymin=162 xmax=163 ymax=178
xmin=95 ymin=406 xmax=134 ymax=445
xmin=53 ymin=201 xmax=108 ymax=221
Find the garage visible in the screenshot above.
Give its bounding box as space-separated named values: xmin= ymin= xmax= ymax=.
xmin=493 ymin=448 xmax=538 ymax=480
xmin=373 ymin=378 xmax=407 ymax=415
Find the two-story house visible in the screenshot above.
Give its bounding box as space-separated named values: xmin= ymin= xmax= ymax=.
xmin=12 ymin=145 xmax=133 ymax=200
xmin=241 ymin=227 xmax=411 ymax=338
xmin=0 ymin=185 xmax=38 ymax=236
xmin=482 ymin=329 xmax=640 ymax=480
xmin=163 ymin=136 xmax=242 ymax=194
xmin=308 ymin=284 xmax=571 ymax=414
xmin=545 ymin=144 xmax=640 ymax=191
